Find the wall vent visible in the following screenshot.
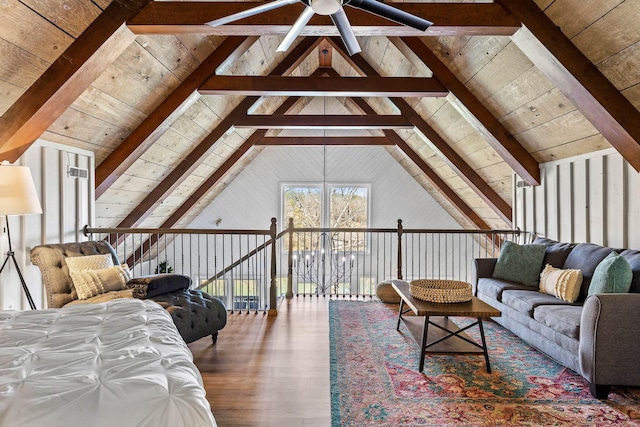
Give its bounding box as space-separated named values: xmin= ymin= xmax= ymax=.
xmin=67 ymin=166 xmax=89 ymax=179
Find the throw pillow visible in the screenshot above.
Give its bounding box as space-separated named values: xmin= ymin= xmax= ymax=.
xmin=492 ymin=241 xmax=546 ymax=287
xmin=539 ymin=264 xmax=583 ymax=303
xmin=70 ymin=264 xmax=132 ymax=300
xmin=65 ymin=253 xmax=114 ymax=273
xmin=587 ymin=251 xmax=633 ymax=297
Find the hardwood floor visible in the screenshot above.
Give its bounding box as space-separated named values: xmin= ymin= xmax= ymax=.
xmin=189 ymin=296 xmax=339 ymax=427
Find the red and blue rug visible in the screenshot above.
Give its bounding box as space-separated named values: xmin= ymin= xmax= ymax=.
xmin=329 ymin=300 xmax=640 ymax=426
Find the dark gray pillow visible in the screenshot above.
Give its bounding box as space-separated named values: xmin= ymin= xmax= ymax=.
xmin=492 ymin=241 xmax=546 ymax=287
xmin=127 ymin=274 xmax=191 ymax=298
xmin=532 ymin=237 xmax=576 ymax=268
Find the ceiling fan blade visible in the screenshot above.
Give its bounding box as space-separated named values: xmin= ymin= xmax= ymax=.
xmin=345 ymin=0 xmax=432 ymax=31
xmin=276 ymin=6 xmax=316 ymax=52
xmin=331 ymin=8 xmax=361 ymax=56
xmin=206 ymin=0 xmax=300 ymax=27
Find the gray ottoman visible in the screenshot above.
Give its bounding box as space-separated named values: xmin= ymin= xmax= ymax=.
xmin=376 ymin=280 xmax=402 ymax=303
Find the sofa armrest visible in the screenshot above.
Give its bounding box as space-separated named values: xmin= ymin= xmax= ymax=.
xmin=471 ymin=258 xmax=497 ymax=295
xmin=579 ymin=293 xmax=640 ymax=387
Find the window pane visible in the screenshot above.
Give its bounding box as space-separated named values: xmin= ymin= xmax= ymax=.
xmin=330 ymin=186 xmax=368 ymax=252
xmin=283 ymin=186 xmax=322 ymax=228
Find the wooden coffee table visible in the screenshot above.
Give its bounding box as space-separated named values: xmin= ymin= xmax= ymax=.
xmin=392 ymin=281 xmax=501 ymax=373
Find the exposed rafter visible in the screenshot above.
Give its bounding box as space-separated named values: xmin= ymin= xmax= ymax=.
xmin=0 ymin=0 xmax=152 ymax=163
xmin=114 ymin=37 xmax=322 ymax=230
xmin=258 ymin=137 xmax=390 ymax=146
xmin=127 ymin=2 xmax=521 ymax=37
xmin=95 ymin=36 xmax=257 ymax=198
xmin=497 ymin=0 xmax=640 ymax=172
xmin=199 ymin=75 xmax=449 ymax=97
xmin=327 ymin=39 xmax=513 ymax=225
xmin=393 ymin=37 xmax=540 ymax=186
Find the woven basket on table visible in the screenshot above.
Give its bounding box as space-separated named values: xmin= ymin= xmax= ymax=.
xmin=409 ymin=279 xmax=473 ymax=303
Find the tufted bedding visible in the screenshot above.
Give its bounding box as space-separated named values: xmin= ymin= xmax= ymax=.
xmin=0 ymin=299 xmax=217 ymax=427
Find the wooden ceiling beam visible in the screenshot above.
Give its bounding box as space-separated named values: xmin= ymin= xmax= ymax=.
xmin=199 ymin=75 xmax=449 ymax=97
xmin=0 ymin=0 xmax=152 ymax=163
xmin=258 ymin=137 xmax=391 ymax=146
xmin=235 ymin=115 xmax=413 ymax=129
xmin=115 ymin=37 xmax=321 ymax=230
xmin=95 ymin=36 xmax=256 ymax=198
xmin=394 ymin=37 xmax=540 ymax=187
xmin=497 ymin=0 xmax=640 ymax=172
xmin=340 ymin=47 xmax=513 ymax=225
xmin=127 ymin=2 xmax=520 ymax=36
xmin=126 ymin=95 xmax=304 ymax=266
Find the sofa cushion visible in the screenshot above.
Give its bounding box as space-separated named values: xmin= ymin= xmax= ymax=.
xmin=538 ymin=264 xmax=583 ymax=303
xmin=619 ymin=249 xmax=640 ymax=293
xmin=476 ymin=278 xmax=531 ymax=302
xmin=533 ymin=237 xmax=577 ymax=268
xmin=588 ymin=251 xmax=633 ymax=296
xmin=492 ymin=241 xmax=546 ymax=287
xmin=502 ymin=290 xmax=572 ymax=317
xmin=562 ymin=243 xmax=616 ymax=301
xmin=533 ymin=305 xmax=582 ymax=341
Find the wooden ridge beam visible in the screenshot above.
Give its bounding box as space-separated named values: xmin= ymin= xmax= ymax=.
xmin=128 ymin=2 xmax=521 ymax=37
xmin=95 ymin=36 xmax=256 ymax=198
xmin=114 ymin=37 xmax=322 ymax=230
xmin=0 ymin=0 xmax=152 ymax=162
xmin=235 ymin=114 xmax=413 ymax=129
xmin=199 ymin=75 xmax=448 ymax=97
xmin=338 ymin=44 xmax=513 ymax=226
xmin=497 ymin=0 xmax=640 ymax=172
xmin=395 ymin=37 xmax=540 ymax=186
xmin=257 ymin=137 xmax=391 ymax=146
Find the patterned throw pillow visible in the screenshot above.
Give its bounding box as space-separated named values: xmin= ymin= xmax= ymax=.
xmin=539 ymin=264 xmax=583 ymax=303
xmin=65 ymin=254 xmax=114 ymax=273
xmin=492 ymin=241 xmax=546 ymax=287
xmin=70 ymin=264 xmax=132 ymax=300
xmin=588 ymin=251 xmax=633 ymax=297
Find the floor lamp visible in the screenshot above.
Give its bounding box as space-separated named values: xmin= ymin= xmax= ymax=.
xmin=0 ymin=163 xmax=43 ymax=310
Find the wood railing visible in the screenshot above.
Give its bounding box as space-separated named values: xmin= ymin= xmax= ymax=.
xmin=83 ymin=220 xmax=534 ymax=313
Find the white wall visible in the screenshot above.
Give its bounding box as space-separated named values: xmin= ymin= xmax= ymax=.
xmin=0 ymin=140 xmax=94 ymax=310
xmin=514 ymin=148 xmax=640 ymax=249
xmin=190 ymin=145 xmax=461 ymax=231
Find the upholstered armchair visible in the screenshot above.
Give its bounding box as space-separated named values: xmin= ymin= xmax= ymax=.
xmin=30 ymin=240 xmax=227 ymax=344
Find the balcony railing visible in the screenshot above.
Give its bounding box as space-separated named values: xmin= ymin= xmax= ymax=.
xmin=83 ymin=220 xmax=534 ymax=313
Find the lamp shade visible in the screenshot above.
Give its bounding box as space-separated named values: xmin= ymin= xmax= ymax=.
xmin=0 ymin=165 xmax=43 ymax=216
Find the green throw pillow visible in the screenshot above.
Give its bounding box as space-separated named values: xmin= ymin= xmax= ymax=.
xmin=492 ymin=241 xmax=546 ymax=287
xmin=587 ymin=251 xmax=632 ymax=297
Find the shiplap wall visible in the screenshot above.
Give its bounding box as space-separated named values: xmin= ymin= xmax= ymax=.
xmin=0 ymin=140 xmax=94 ymax=310
xmin=190 ymin=145 xmax=463 ymax=230
xmin=514 ymin=148 xmax=640 ymax=249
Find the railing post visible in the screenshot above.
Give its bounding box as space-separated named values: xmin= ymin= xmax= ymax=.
xmin=286 ymin=218 xmax=294 ymax=300
xmin=397 ymin=219 xmax=403 ymax=280
xmin=269 ymin=218 xmax=278 ymax=316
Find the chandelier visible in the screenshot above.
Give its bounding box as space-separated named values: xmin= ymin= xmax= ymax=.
xmin=292 ymin=231 xmax=355 ymax=295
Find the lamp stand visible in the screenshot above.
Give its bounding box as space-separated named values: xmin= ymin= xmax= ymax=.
xmin=0 ymin=216 xmax=36 ymax=310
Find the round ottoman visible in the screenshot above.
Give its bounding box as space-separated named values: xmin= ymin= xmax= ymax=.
xmin=376 ymin=280 xmax=402 ymax=303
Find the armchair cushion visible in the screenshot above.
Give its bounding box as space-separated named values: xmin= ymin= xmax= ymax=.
xmin=127 ymin=274 xmax=191 ymax=298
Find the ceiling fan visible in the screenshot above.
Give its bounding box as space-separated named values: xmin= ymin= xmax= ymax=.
xmin=206 ymin=0 xmax=433 ymax=56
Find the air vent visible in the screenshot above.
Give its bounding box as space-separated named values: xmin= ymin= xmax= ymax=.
xmin=67 ymin=166 xmax=89 ymax=179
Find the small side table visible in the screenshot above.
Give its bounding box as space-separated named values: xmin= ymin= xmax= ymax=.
xmin=392 ymin=281 xmax=501 ymax=373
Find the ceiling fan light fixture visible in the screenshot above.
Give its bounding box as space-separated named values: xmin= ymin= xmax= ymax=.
xmin=310 ymin=0 xmax=341 ymax=15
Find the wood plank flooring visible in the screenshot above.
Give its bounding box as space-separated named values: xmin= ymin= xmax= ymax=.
xmin=189 ymin=296 xmax=340 ymax=427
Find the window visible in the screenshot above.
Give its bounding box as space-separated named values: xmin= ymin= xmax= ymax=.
xmin=282 ymin=184 xmax=369 ymax=252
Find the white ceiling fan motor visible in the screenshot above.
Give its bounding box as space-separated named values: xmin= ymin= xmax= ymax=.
xmin=310 ymin=0 xmax=342 ymax=15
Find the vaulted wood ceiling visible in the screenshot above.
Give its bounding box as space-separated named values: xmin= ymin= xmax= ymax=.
xmin=1 ymin=0 xmax=639 ymax=232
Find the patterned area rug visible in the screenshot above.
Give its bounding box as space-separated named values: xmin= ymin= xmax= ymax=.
xmin=329 ymin=300 xmax=640 ymax=427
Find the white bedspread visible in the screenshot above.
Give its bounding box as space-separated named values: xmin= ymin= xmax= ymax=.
xmin=0 ymin=299 xmax=216 ymax=427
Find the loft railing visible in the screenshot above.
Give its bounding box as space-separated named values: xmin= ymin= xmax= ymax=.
xmin=83 ymin=220 xmax=535 ymax=313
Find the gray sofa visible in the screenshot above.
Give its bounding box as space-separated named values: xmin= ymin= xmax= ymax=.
xmin=473 ymin=237 xmax=640 ymax=399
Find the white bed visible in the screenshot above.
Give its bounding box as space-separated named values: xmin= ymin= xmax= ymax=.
xmin=0 ymin=298 xmax=217 ymax=427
